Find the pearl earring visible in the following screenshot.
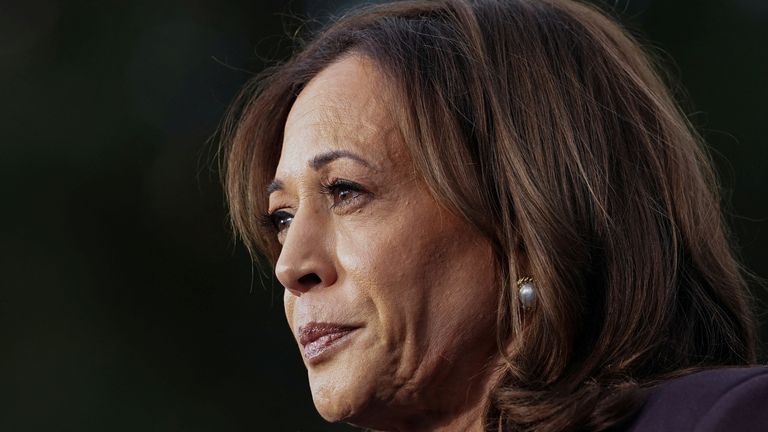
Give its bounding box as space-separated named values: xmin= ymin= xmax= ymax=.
xmin=516 ymin=276 xmax=536 ymax=308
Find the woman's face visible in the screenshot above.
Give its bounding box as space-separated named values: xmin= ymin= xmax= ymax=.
xmin=268 ymin=55 xmax=499 ymax=428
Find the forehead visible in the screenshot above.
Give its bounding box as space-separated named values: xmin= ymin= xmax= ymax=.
xmin=277 ymin=55 xmax=407 ymax=175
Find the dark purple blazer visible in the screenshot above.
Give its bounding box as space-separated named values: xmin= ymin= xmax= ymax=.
xmin=625 ymin=366 xmax=768 ymax=431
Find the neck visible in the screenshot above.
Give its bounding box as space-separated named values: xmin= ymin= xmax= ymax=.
xmin=414 ymin=400 xmax=488 ymax=432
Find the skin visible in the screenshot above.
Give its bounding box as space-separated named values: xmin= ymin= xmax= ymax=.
xmin=268 ymin=55 xmax=502 ymax=431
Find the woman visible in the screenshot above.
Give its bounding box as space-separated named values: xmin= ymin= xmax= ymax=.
xmin=219 ymin=0 xmax=766 ymax=430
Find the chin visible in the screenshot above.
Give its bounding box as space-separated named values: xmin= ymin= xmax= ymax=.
xmin=305 ymin=339 xmax=391 ymax=427
xmin=313 ymin=396 xmax=355 ymax=423
xmin=312 ymin=391 xmax=392 ymax=431
xmin=308 ymin=366 xmax=372 ymax=423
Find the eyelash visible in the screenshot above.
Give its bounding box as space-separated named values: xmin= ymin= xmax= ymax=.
xmin=319 ymin=178 xmax=367 ymax=209
xmin=260 ymin=179 xmax=370 ymax=235
xmin=258 ymin=210 xmax=293 ymax=235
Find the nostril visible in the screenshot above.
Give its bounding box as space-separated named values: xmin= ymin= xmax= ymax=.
xmin=297 ymin=273 xmax=322 ymax=288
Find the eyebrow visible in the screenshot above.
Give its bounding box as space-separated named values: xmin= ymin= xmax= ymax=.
xmin=266 ymin=150 xmax=375 ymax=196
xmin=309 ymin=150 xmax=374 ymax=171
xmin=266 ymin=179 xmax=283 ymax=195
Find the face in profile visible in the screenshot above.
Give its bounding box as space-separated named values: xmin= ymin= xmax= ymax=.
xmin=267 ymin=55 xmax=500 ymax=428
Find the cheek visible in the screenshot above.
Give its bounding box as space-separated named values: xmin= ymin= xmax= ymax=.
xmin=283 ymin=290 xmax=296 ymax=332
xmin=337 ymin=218 xmax=429 ymax=316
xmin=423 ymin=236 xmax=497 ymax=323
xmin=338 ymin=208 xmax=497 ymax=344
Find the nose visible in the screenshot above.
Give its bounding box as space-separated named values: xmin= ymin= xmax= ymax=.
xmin=274 ymin=207 xmax=337 ymax=296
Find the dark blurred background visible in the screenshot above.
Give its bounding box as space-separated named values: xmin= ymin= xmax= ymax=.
xmin=1 ymin=0 xmax=766 ymax=431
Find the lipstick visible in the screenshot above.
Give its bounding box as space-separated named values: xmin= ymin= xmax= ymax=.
xmin=298 ymin=322 xmax=358 ymax=361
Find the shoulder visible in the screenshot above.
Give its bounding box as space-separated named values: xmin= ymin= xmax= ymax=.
xmin=625 ymin=366 xmax=768 ymax=432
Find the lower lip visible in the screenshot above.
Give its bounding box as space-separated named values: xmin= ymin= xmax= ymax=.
xmin=303 ymin=329 xmax=358 ymax=362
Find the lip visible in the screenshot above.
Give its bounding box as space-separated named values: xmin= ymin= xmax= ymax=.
xmin=298 ymin=322 xmax=360 ymax=362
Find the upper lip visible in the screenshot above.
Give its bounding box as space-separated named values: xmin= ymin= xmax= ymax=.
xmin=298 ymin=322 xmax=359 ymax=346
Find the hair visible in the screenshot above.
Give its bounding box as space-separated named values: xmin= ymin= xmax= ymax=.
xmin=219 ymin=0 xmax=758 ymax=430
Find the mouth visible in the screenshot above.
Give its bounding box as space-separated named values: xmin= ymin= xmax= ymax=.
xmin=298 ymin=322 xmax=360 ymax=362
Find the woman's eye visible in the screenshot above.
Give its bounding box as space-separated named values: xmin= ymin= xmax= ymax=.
xmin=332 ymin=186 xmax=358 ymax=204
xmin=269 ymin=210 xmax=293 ymax=233
xmin=322 ymin=180 xmax=366 ymax=208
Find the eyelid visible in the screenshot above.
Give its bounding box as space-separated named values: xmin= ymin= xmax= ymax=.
xmin=319 ymin=178 xmax=365 ymax=193
xmin=260 ymin=177 xmax=373 ymax=240
xmin=319 ymin=178 xmax=371 ymax=209
xmin=259 ymin=209 xmax=294 ymax=235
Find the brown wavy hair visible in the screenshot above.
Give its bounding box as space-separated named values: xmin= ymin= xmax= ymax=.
xmin=219 ymin=0 xmax=757 ymax=430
